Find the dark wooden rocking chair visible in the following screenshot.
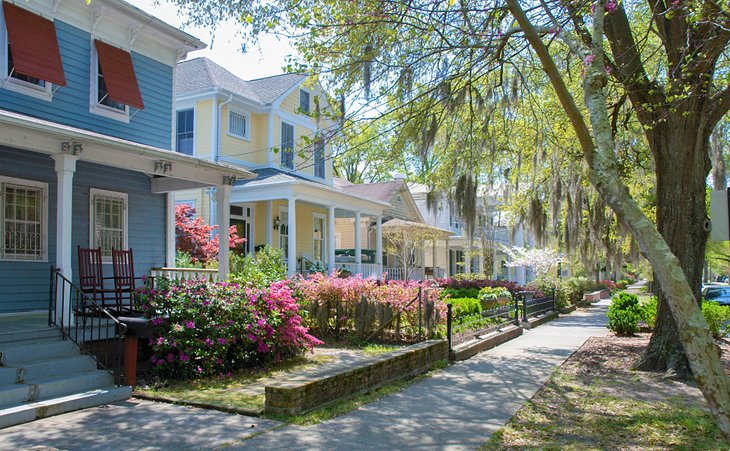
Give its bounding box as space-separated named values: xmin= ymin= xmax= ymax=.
xmin=77 ymin=246 xmax=117 ymax=313
xmin=111 ymin=248 xmax=143 ymax=313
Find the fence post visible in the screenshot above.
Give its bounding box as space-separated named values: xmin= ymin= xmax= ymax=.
xmin=446 ymin=303 xmax=453 ymax=353
xmin=514 ymin=294 xmax=519 ymax=326
xmin=418 ymin=286 xmax=423 ymax=339
xmin=552 ymin=288 xmax=556 ymax=311
xmin=335 ymin=300 xmax=340 ymax=337
xmin=522 ymin=292 xmax=529 ymax=323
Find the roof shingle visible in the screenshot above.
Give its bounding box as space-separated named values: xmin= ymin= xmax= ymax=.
xmin=175 ymin=57 xmax=306 ymax=106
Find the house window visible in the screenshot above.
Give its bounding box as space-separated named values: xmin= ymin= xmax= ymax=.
xmin=299 ymin=89 xmax=310 ymax=113
xmin=230 ymin=204 xmax=253 ymax=256
xmin=91 ymin=40 xmax=144 ymax=121
xmin=90 ymin=189 xmax=128 ymax=259
xmin=313 ymin=215 xmax=325 ymax=263
xmin=281 ymin=122 xmax=294 ymax=169
xmin=314 ymin=139 xmax=325 ymax=178
xmin=176 ymin=109 xmax=195 ymax=155
xmin=0 ymin=2 xmax=66 ymax=101
xmin=279 ymin=210 xmax=289 ymax=256
xmin=228 ymin=110 xmax=249 ymax=139
xmin=0 ymin=177 xmax=47 ymax=261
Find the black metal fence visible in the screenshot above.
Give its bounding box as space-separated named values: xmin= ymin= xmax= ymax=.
xmin=446 ymin=290 xmax=556 ymax=352
xmin=49 ymin=266 xmax=126 ymax=384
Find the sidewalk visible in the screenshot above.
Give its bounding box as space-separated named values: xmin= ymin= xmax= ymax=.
xmin=0 ymin=304 xmax=608 ymax=450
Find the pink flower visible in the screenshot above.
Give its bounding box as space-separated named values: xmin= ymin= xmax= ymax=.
xmin=185 ymin=321 xmax=195 ymax=329
xmin=166 ymin=353 xmax=174 ymax=363
xmin=584 ymin=54 xmax=595 ymax=65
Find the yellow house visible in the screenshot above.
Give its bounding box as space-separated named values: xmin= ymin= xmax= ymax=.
xmin=173 ymin=58 xmax=388 ymax=276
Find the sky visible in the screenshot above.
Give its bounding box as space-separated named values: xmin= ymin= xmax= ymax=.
xmin=127 ymin=0 xmax=295 ymax=80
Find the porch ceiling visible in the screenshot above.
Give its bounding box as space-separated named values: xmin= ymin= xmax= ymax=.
xmin=0 ymin=108 xmax=255 ymax=189
xmin=229 ymin=175 xmax=389 ymax=216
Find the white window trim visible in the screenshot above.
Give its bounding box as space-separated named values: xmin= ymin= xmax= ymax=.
xmin=0 ymin=9 xmax=53 ymax=102
xmin=175 ymin=199 xmax=196 ymax=209
xmin=89 ymin=188 xmax=128 ymax=262
xmin=0 ymin=175 xmax=48 ymax=262
xmin=227 ymin=109 xmax=250 ymax=141
xmin=278 ymin=206 xmax=289 ymax=251
xmin=299 ymin=88 xmax=310 ymax=114
xmin=312 ymin=212 xmax=326 ymax=263
xmin=89 ymin=43 xmax=130 ymax=123
xmin=280 ymin=120 xmax=295 ymax=170
xmin=176 ymin=107 xmax=196 ymax=155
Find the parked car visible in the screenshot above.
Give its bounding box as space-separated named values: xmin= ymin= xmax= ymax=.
xmin=702 ymin=286 xmax=730 ymax=306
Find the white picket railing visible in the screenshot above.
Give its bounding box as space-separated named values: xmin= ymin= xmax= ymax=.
xmin=150 ymin=267 xmax=219 ymax=282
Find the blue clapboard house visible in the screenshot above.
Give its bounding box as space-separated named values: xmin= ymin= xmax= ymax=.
xmin=0 ymin=0 xmax=252 ymax=427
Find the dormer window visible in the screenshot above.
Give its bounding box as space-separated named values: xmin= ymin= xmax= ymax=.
xmin=90 ymin=40 xmax=144 ymax=121
xmin=0 ymin=2 xmax=66 ymax=101
xmin=299 ymin=89 xmax=310 ymax=114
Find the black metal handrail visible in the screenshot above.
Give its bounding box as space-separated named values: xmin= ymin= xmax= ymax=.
xmin=48 ymin=266 xmax=127 ymax=384
xmin=449 ymin=303 xmax=518 ymax=346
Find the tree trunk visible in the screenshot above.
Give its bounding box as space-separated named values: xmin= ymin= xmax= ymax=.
xmin=506 ymin=0 xmax=730 ymax=438
xmin=635 ymin=122 xmax=711 ymax=377
xmin=711 ymin=127 xmax=728 ymax=190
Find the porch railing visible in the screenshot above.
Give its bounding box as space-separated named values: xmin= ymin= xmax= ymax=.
xmin=383 ymin=267 xmax=425 ymax=281
xmin=150 ymin=267 xmax=219 ymax=282
xmin=338 ymin=263 xmax=382 ymax=279
xmin=48 ymin=266 xmax=126 ymax=384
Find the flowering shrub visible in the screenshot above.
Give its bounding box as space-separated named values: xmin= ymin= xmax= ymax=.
xmin=436 ymin=276 xmax=530 ymax=294
xmin=175 ymin=204 xmax=244 ymax=264
xmin=135 ymin=277 xmax=322 ymax=380
xmin=294 ymin=272 xmax=444 ymax=340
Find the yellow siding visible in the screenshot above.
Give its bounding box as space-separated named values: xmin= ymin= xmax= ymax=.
xmin=334 ymin=218 xmax=368 ymax=249
xmin=279 ymin=88 xmax=301 ymax=116
xmin=253 ymin=202 xmax=268 ymax=246
xmin=174 ymin=188 xmax=211 ymax=224
xmin=194 ymin=100 xmax=213 ymax=160
xmin=219 ymin=104 xmax=257 ymax=165
xmin=250 ymin=114 xmax=269 ymax=165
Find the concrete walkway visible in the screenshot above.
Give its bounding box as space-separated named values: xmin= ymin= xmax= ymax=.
xmin=0 ymin=304 xmax=608 ymax=450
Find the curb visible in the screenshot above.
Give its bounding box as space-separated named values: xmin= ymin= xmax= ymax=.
xmin=132 ymin=392 xmax=263 ymax=417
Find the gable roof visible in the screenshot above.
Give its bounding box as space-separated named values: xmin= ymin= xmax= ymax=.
xmin=176 ymin=57 xmax=307 ymax=106
xmin=337 ymin=180 xmax=405 ymax=203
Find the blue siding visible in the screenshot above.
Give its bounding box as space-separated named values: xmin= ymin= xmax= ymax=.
xmin=0 ymin=21 xmax=173 ymax=149
xmin=0 ymin=148 xmax=56 ymax=313
xmin=0 ymin=147 xmax=166 ymax=313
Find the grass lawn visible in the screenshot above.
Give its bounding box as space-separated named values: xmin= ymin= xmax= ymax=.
xmin=484 ymin=334 xmax=730 ymax=450
xmin=135 ymin=353 xmax=335 ymax=413
xmin=134 ymin=341 xmax=406 ymax=415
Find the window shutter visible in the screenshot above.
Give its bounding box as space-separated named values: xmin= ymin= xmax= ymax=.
xmin=2 ymin=2 xmax=66 ymax=86
xmin=94 ymin=40 xmax=144 ymax=110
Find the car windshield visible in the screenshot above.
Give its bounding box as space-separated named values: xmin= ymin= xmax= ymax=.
xmin=705 ymin=288 xmax=730 ymax=299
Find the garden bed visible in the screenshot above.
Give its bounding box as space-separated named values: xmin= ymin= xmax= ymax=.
xmin=485 ymin=334 xmax=730 ymax=449
xmin=133 ymin=345 xmax=382 ymax=414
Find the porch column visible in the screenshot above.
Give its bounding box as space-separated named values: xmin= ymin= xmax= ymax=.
xmin=165 ymin=192 xmax=175 ymax=267
xmin=328 ymin=205 xmax=336 ymax=274
xmin=288 ymin=197 xmax=297 ymax=276
xmin=216 ymin=185 xmax=231 ymax=280
xmin=52 ymin=153 xmax=78 ymax=325
xmin=354 ymin=211 xmax=362 ymax=275
xmin=266 ymin=200 xmax=273 ymax=247
xmin=375 ymin=215 xmax=382 ymax=279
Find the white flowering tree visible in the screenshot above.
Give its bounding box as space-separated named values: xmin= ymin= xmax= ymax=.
xmin=503 ymin=246 xmax=564 ymax=280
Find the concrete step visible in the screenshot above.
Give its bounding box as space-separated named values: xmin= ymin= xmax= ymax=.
xmin=19 ymin=355 xmax=98 ymax=382
xmin=0 ymin=327 xmax=60 ymax=345
xmin=0 ymin=367 xmax=18 ymax=386
xmin=30 ymin=370 xmax=115 ymax=402
xmin=0 ymin=340 xmax=78 ymax=366
xmin=0 ymin=385 xmax=132 ymax=429
xmin=0 ymin=384 xmax=32 ymax=407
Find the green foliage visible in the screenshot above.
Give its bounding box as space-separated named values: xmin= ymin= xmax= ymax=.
xmin=448 ymin=297 xmax=482 ymax=320
xmin=701 ymin=301 xmax=730 ymax=340
xmin=175 ymin=251 xmax=204 ymax=269
xmin=230 ymin=246 xmax=287 ymax=288
xmin=641 ymin=296 xmax=658 ymax=330
xmin=441 ymin=287 xmax=481 ymax=299
xmin=607 ymin=292 xmax=641 ymax=336
xmin=478 ymin=286 xmax=512 ymax=309
xmin=555 ymin=276 xmax=604 ymax=308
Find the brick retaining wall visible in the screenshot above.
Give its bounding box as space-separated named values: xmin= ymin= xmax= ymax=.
xmin=264 ymin=340 xmax=448 ymax=415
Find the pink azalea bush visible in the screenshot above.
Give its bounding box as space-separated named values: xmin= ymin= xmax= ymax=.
xmin=135 ymin=278 xmax=322 ymax=380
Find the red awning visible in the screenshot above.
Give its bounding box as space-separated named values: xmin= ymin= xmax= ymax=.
xmin=2 ymin=2 xmax=66 ymax=86
xmin=94 ymin=40 xmax=144 ymax=110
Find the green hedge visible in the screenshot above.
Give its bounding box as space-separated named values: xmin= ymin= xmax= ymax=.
xmin=607 ymin=292 xmax=642 ymax=336
xmin=448 ymin=297 xmax=482 ymax=320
